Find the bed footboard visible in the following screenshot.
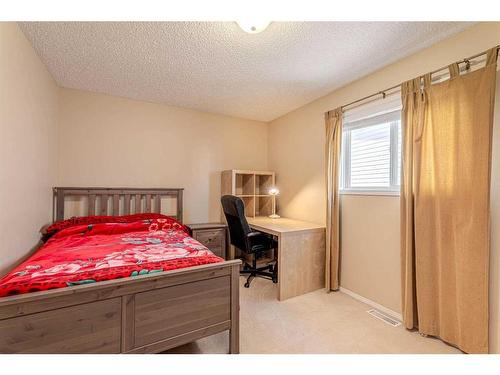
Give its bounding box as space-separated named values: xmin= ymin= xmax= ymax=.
xmin=0 ymin=260 xmax=240 ymax=354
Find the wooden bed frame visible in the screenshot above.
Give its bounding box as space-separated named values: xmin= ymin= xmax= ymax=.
xmin=0 ymin=187 xmax=240 ymax=354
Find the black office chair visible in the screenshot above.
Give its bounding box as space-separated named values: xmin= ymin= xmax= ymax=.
xmin=221 ymin=195 xmax=278 ymax=288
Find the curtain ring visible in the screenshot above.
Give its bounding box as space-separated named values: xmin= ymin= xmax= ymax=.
xmin=464 ymin=59 xmax=471 ymax=71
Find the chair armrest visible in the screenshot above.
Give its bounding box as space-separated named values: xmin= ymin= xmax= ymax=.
xmin=246 ymin=231 xmax=262 ymax=238
xmin=245 ymin=231 xmax=273 ymax=251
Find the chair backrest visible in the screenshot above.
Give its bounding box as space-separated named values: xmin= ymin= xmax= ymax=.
xmin=221 ymin=195 xmax=252 ymax=252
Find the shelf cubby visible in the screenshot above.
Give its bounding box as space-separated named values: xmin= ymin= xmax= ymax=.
xmin=235 ymin=173 xmax=255 ymax=196
xmin=255 ymin=173 xmax=273 ymax=195
xmin=240 ymin=196 xmax=255 ymax=217
xmin=255 ymin=195 xmax=273 ymax=217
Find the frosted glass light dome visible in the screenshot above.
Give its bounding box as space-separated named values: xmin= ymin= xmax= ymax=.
xmin=236 ymin=21 xmax=271 ymax=34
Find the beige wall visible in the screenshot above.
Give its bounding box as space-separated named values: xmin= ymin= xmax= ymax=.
xmin=268 ymin=22 xmax=500 ymax=352
xmin=0 ymin=23 xmax=59 ymax=276
xmin=339 ymin=195 xmax=401 ymax=312
xmin=57 ymin=88 xmax=268 ymax=224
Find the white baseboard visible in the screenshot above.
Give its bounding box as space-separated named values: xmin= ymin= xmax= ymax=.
xmin=339 ymin=286 xmax=402 ymax=322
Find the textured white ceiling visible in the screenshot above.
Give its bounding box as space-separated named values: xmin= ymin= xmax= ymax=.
xmin=20 ymin=22 xmax=472 ymax=121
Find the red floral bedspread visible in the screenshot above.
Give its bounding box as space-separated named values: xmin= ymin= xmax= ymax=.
xmin=0 ymin=215 xmax=223 ymax=297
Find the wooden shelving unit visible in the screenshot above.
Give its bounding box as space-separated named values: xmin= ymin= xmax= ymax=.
xmin=221 ymin=169 xmax=275 ymax=218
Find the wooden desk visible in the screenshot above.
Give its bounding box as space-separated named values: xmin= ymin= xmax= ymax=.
xmin=246 ymin=217 xmax=326 ymax=301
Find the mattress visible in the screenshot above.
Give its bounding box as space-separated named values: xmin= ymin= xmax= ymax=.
xmin=0 ymin=214 xmax=223 ymax=297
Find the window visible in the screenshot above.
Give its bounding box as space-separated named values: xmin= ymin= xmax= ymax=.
xmin=341 ymin=110 xmax=401 ymax=194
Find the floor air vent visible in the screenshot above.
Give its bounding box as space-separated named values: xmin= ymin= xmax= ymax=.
xmin=367 ymin=309 xmax=401 ymax=327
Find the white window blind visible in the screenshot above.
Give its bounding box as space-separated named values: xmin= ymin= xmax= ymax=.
xmin=341 ymin=93 xmax=402 ymax=195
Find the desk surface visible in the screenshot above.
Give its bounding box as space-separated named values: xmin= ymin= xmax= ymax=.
xmin=247 ymin=216 xmax=325 ymax=235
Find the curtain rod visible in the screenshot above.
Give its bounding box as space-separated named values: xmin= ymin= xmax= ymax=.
xmin=337 ymin=45 xmax=500 ymax=112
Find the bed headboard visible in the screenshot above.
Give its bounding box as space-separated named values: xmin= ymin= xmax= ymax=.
xmin=52 ymin=187 xmax=184 ymax=223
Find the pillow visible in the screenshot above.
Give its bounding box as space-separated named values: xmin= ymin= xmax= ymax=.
xmin=44 ymin=213 xmax=187 ymax=239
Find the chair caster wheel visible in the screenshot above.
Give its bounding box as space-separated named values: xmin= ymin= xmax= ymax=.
xmin=244 ymin=282 xmax=250 ymax=288
xmin=272 ymin=277 xmax=278 ymax=284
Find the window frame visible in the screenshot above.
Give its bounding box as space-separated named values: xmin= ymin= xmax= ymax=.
xmin=340 ymin=109 xmax=402 ymax=196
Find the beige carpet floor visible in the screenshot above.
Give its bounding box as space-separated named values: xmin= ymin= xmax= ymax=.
xmin=166 ymin=277 xmax=461 ymax=354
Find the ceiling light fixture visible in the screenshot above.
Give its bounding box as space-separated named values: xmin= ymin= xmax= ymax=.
xmin=236 ymin=21 xmax=271 ymax=34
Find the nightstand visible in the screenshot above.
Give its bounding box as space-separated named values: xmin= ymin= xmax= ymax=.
xmin=187 ymin=223 xmax=228 ymax=260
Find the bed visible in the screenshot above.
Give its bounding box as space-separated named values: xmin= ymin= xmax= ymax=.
xmin=0 ymin=187 xmax=240 ymax=354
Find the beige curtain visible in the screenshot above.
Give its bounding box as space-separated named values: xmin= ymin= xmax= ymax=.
xmin=325 ymin=108 xmax=342 ymax=291
xmin=401 ymin=47 xmax=498 ymax=354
